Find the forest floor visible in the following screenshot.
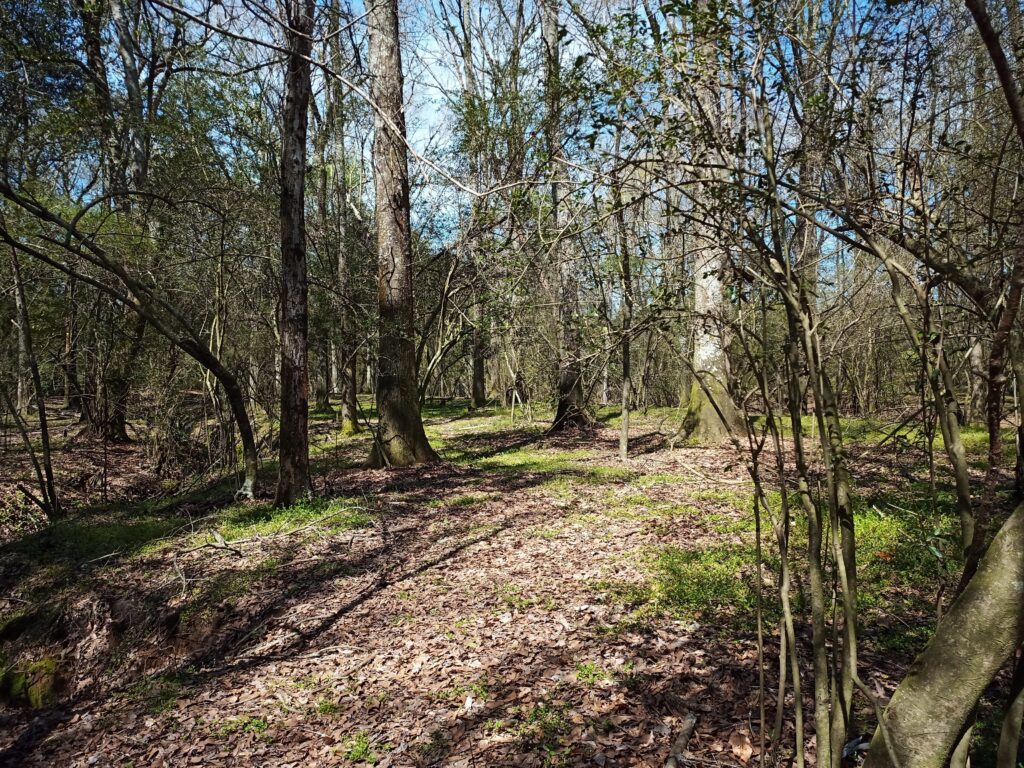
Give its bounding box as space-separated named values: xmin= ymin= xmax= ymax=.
xmin=0 ymin=401 xmax=1011 ymax=767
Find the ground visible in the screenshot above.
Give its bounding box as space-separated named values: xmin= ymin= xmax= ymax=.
xmin=0 ymin=401 xmax=1002 ymax=766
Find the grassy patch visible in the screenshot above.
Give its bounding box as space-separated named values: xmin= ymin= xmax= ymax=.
xmin=496 ymin=583 xmax=540 ymax=611
xmin=591 ymin=541 xmax=759 ymax=629
xmin=216 ymin=714 xmax=270 ymax=739
xmin=487 ymin=701 xmax=572 ymax=766
xmin=426 ymin=492 xmax=493 ymax=510
xmin=214 ymin=497 xmax=372 ymax=541
xmin=341 ymin=730 xmax=387 ymax=763
xmin=8 ymin=515 xmax=180 ymax=576
xmin=120 ymin=671 xmax=189 ymax=714
xmin=435 ymin=677 xmax=489 ymax=704
xmin=855 ymin=497 xmax=959 ymax=617
xmin=316 ymin=698 xmax=342 ymax=715
xmin=651 ymin=545 xmax=756 ymax=618
xmin=574 ymin=661 xmax=610 ymax=685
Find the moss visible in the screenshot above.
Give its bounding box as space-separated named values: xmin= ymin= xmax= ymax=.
xmin=0 ymin=656 xmax=64 ymax=708
xmin=338 ymin=419 xmax=362 ymax=436
xmin=0 ymin=669 xmax=28 ymax=704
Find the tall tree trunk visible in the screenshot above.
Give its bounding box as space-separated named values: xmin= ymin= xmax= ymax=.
xmin=327 ymin=0 xmax=360 ymax=436
xmin=613 ymin=149 xmax=632 ymax=460
xmin=542 ymin=0 xmax=588 ymax=432
xmin=456 ymin=0 xmax=489 ymax=412
xmin=367 ymin=0 xmax=438 ymax=467
xmin=678 ymin=1 xmax=740 ymax=443
xmin=274 ymin=0 xmax=314 ymax=507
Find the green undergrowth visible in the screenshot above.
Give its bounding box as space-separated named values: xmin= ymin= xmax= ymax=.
xmin=485 ymin=699 xmax=572 ymax=766
xmin=210 ymin=496 xmax=372 ymax=541
xmin=591 ymin=484 xmax=957 ymax=642
xmin=118 ymin=670 xmax=192 ymax=713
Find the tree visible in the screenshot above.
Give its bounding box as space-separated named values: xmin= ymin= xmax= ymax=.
xmin=542 ymin=0 xmax=588 ymax=432
xmin=274 ymin=0 xmax=315 ymax=507
xmin=366 ymin=0 xmax=438 ymax=467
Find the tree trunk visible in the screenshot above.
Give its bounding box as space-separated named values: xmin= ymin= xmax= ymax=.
xmin=10 ymin=248 xmax=60 ymax=518
xmin=613 ymin=147 xmax=632 ymax=460
xmin=327 ymin=0 xmax=360 ymax=437
xmin=274 ymin=0 xmax=314 ymax=507
xmin=315 ymin=346 xmax=333 ymax=413
xmin=367 ymin=0 xmax=438 ymax=467
xmin=542 ymin=0 xmax=588 ymax=432
xmin=863 ymin=503 xmax=1024 ymax=768
xmin=62 ymin=277 xmax=82 ymax=412
xmin=678 ymin=0 xmax=740 ymax=444
xmin=471 ymin=291 xmax=487 ymax=409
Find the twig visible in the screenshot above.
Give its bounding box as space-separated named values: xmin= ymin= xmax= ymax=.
xmin=665 ymin=712 xmax=699 ymax=768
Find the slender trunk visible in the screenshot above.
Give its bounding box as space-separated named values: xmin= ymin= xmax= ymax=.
xmin=786 ymin=322 xmax=832 ymax=767
xmin=328 ymin=0 xmax=360 ymax=436
xmin=62 ymin=277 xmax=81 ymax=412
xmin=315 ymin=346 xmax=333 ymax=413
xmin=13 ymin=258 xmax=29 ymax=416
xmin=10 ymin=249 xmax=60 ymax=518
xmin=274 ymin=0 xmax=314 ymax=507
xmin=367 ymin=0 xmax=438 ymax=467
xmin=471 ymin=291 xmax=487 ymax=408
xmin=614 ymin=155 xmax=632 ymax=460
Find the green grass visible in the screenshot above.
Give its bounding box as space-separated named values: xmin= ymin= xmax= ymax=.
xmin=8 ymin=515 xmax=180 ymax=574
xmin=119 ymin=671 xmax=189 ymax=714
xmin=341 ymin=730 xmax=381 ymax=763
xmin=475 ymin=447 xmax=591 ymax=474
xmin=435 ymin=677 xmax=489 ymax=703
xmin=216 ymin=715 xmax=270 ymax=738
xmin=212 ymin=496 xmax=372 ymax=541
xmin=855 ymin=496 xmax=959 ymax=615
xmin=496 ymin=583 xmax=540 ymax=611
xmin=650 ymin=544 xmax=757 ymax=618
xmin=485 ymin=700 xmax=572 ymax=765
xmin=316 ymin=698 xmax=342 ymax=715
xmin=426 ymin=492 xmax=494 ymax=510
xmin=574 ymin=661 xmax=610 ymax=685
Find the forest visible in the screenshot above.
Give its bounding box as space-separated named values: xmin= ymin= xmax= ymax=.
xmin=1 ymin=0 xmax=1023 ymax=765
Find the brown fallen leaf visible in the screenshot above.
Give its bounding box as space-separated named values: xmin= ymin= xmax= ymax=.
xmin=729 ymin=730 xmax=753 ymax=763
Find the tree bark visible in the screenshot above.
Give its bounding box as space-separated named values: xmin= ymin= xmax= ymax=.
xmin=471 ymin=290 xmax=487 ymax=408
xmin=367 ymin=0 xmax=438 ymax=467
xmin=863 ymin=503 xmax=1024 ymax=768
xmin=327 ymin=0 xmax=360 ymax=436
xmin=542 ymin=0 xmax=588 ymax=432
xmin=273 ymin=0 xmax=314 ymax=507
xmin=613 ymin=148 xmax=632 ymax=460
